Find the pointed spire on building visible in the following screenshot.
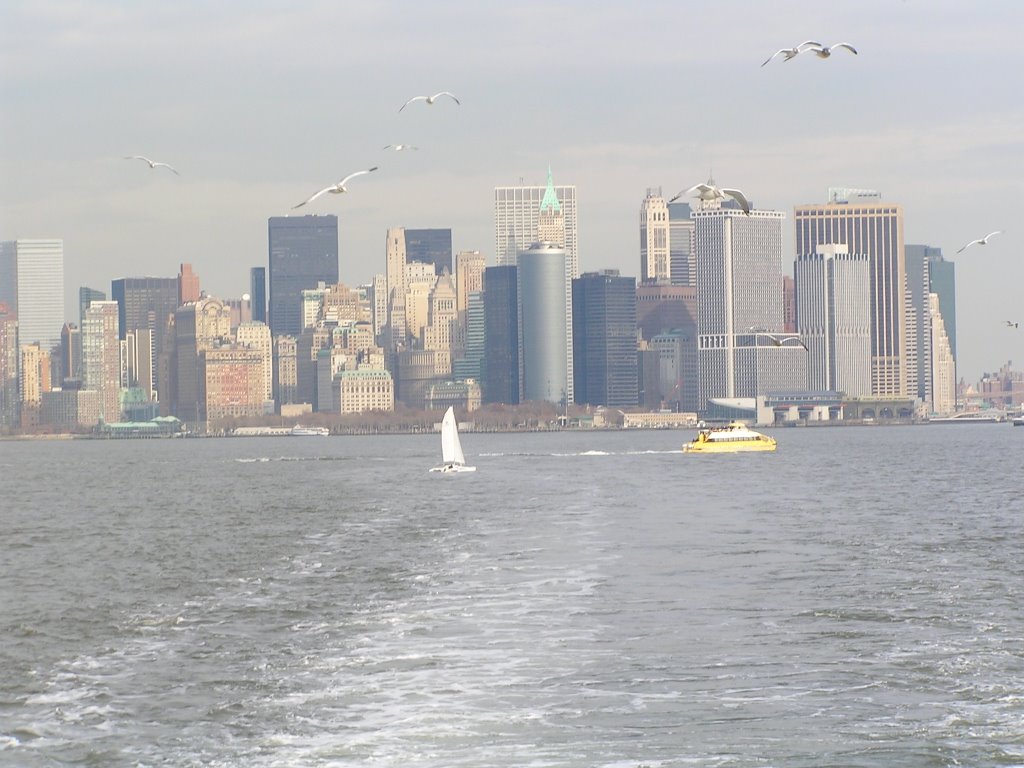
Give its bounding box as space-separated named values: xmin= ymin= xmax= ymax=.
xmin=539 ymin=165 xmax=561 ymax=213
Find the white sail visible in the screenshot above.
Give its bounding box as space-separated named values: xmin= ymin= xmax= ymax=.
xmin=432 ymin=406 xmax=475 ymax=472
xmin=440 ymin=407 xmax=461 ymax=464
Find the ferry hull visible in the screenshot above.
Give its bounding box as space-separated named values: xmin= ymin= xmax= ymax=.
xmin=683 ymin=440 xmax=776 ymax=454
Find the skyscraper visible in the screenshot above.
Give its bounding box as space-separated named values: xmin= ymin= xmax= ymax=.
xmin=482 ymin=265 xmax=519 ymax=405
xmin=929 ymin=293 xmax=956 ymax=415
xmin=904 ymin=244 xmax=935 ymax=403
xmin=81 ymin=300 xmax=122 ymax=423
xmin=453 ymin=290 xmax=486 ymax=383
xmin=694 ymin=204 xmax=806 ymax=410
xmin=519 ymin=242 xmax=570 ymax=405
xmin=455 ymin=250 xmax=486 ymax=371
xmin=110 ymin=276 xmax=179 ymax=403
xmin=0 ymin=239 xmax=65 ymax=350
xmin=572 ymin=270 xmax=638 ymax=407
xmin=494 ymin=168 xmax=578 ymax=277
xmin=795 ymin=194 xmax=907 ymax=396
xmin=927 ymin=251 xmax=956 ymax=362
xmin=268 ymin=215 xmax=339 ymax=337
xmin=795 ymin=244 xmax=871 ymax=396
xmin=79 ymin=287 xmax=106 ymax=327
xmin=640 ymin=189 xmax=671 ymax=283
xmin=178 ymin=263 xmax=201 ymax=304
xmin=0 ymin=303 xmax=18 ymax=428
xmin=250 ymin=267 xmax=267 ymax=323
xmin=906 ymin=244 xmax=957 ymax=411
xmin=384 ymin=227 xmax=408 ymax=350
xmin=455 ymin=251 xmax=486 ymax=315
xmin=174 ymin=297 xmax=231 ymax=423
xmin=404 ymin=229 xmax=453 ymax=276
xmin=236 ymin=321 xmax=273 ymax=405
xmin=668 ymin=202 xmax=695 ymax=286
xmin=19 ymin=342 xmax=46 ymax=429
xmin=110 ymin=277 xmax=179 ymax=342
xmin=60 ymin=323 xmax=80 ymax=383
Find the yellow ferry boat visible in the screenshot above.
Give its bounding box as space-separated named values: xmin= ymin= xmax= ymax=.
xmin=682 ymin=421 xmax=777 ymax=453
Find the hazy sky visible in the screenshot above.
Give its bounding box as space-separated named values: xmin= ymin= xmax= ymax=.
xmin=2 ymin=1 xmax=1022 ymax=383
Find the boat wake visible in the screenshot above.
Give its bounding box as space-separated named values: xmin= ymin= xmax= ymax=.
xmin=478 ymin=449 xmax=681 ymax=458
xmin=233 ymin=456 xmax=350 ymax=463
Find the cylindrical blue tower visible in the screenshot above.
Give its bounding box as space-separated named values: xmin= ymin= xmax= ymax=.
xmin=519 ymin=242 xmax=568 ymax=404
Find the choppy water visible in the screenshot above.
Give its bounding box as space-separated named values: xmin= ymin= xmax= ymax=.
xmin=1 ymin=424 xmax=1023 ymax=767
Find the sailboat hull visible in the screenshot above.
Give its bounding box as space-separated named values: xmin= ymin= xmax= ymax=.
xmin=429 ymin=464 xmax=477 ymax=473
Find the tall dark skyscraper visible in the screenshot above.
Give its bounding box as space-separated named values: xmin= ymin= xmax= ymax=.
xmin=482 ymin=265 xmax=519 ymax=405
xmin=572 ymin=270 xmax=638 ymax=408
xmin=110 ymin=277 xmax=179 ymax=342
xmin=110 ymin=277 xmax=179 ymax=405
xmin=268 ymin=215 xmax=338 ymax=337
xmin=250 ymin=267 xmax=267 ymax=323
xmin=404 ymin=228 xmax=453 ymax=276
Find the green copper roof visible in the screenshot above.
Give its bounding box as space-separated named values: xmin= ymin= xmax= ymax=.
xmin=539 ymin=165 xmax=561 ymax=213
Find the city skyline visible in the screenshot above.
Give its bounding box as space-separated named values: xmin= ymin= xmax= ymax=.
xmin=1 ymin=2 xmax=1022 ymax=383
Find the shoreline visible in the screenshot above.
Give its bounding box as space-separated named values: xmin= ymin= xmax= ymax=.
xmin=3 ymin=418 xmax=986 ymax=441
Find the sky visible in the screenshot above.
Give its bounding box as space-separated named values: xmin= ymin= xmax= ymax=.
xmin=1 ymin=0 xmax=1022 ymax=385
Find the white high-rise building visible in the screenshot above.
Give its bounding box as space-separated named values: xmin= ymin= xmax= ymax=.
xmin=236 ymin=321 xmax=273 ymax=405
xmin=929 ymin=293 xmax=956 ymax=415
xmin=0 ymin=239 xmax=65 ymax=350
xmin=494 ymin=168 xmax=578 ymax=277
xmin=795 ymin=244 xmax=871 ymax=396
xmin=795 ymin=194 xmax=907 ymax=396
xmin=82 ymin=300 xmax=121 ymax=423
xmin=640 ymin=188 xmax=670 ymax=283
xmin=694 ymin=203 xmax=806 ymax=410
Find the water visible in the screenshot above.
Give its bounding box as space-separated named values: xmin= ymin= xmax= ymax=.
xmin=1 ymin=425 xmax=1022 ymax=767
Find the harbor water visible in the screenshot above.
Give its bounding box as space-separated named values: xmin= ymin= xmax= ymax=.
xmin=1 ymin=424 xmax=1022 ymax=767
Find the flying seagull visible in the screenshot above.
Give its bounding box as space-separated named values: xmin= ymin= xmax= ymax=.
xmin=1005 ymin=320 xmax=1019 ymax=329
xmin=957 ymin=231 xmax=1003 ymax=253
xmin=801 ymin=42 xmax=858 ymax=59
xmin=766 ymin=333 xmax=809 ymax=351
xmin=747 ymin=327 xmax=808 ymax=350
xmin=292 ymin=167 xmax=378 ymax=209
xmin=670 ymin=181 xmax=751 ymax=214
xmin=761 ymin=40 xmax=821 ymax=66
xmin=383 ymin=144 xmax=418 ymax=151
xmin=399 ymin=92 xmax=460 ymax=112
xmin=124 ymin=155 xmax=179 ymax=175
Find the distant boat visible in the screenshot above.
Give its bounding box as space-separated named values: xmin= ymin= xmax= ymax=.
xmin=1013 ymin=414 xmax=1024 ymax=427
xmin=927 ymin=412 xmax=1004 ymax=424
xmin=429 ymin=407 xmax=476 ymax=473
xmin=291 ymin=425 xmax=330 ymax=436
xmin=682 ymin=421 xmax=777 ymax=453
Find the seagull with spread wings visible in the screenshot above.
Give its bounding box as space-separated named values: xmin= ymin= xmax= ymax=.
xmin=762 ymin=40 xmax=821 ymax=66
xmin=670 ymin=180 xmax=751 ymax=214
xmin=801 ymin=42 xmax=858 ymax=59
xmin=957 ymin=231 xmax=1003 ymax=253
xmin=749 ymin=327 xmax=808 ymax=350
xmin=292 ymin=167 xmax=378 ymax=209
xmin=399 ymin=92 xmax=460 ymax=112
xmin=124 ymin=155 xmax=179 ymax=175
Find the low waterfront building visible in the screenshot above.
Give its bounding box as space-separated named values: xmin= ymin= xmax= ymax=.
xmin=425 ymin=379 xmax=482 ymax=413
xmin=335 ymin=368 xmax=394 ymax=414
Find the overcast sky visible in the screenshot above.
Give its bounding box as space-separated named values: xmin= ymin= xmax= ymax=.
xmin=2 ymin=1 xmax=1022 ymax=383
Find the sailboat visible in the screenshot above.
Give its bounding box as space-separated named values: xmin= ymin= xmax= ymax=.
xmin=429 ymin=407 xmax=476 ymax=473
